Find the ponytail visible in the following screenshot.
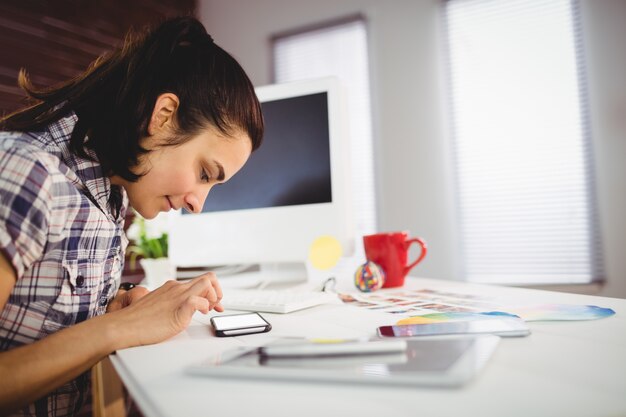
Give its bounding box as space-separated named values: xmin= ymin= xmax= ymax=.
xmin=1 ymin=16 xmax=264 ymax=211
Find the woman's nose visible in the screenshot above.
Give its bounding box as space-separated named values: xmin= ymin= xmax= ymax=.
xmin=183 ymin=194 xmax=200 ymax=213
xmin=183 ymin=188 xmax=210 ymax=214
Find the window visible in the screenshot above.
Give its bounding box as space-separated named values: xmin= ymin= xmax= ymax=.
xmin=444 ymin=0 xmax=603 ymax=284
xmin=272 ymin=17 xmax=377 ymax=259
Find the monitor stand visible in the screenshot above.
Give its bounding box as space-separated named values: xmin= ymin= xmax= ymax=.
xmin=213 ymin=262 xmax=309 ymax=290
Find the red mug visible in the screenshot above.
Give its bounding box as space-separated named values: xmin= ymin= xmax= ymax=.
xmin=363 ymin=232 xmax=427 ymax=288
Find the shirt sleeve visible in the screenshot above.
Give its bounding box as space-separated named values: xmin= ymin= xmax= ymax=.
xmin=0 ymin=145 xmax=52 ymax=279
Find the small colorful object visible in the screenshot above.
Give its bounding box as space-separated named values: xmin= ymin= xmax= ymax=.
xmin=354 ymin=261 xmax=386 ymax=292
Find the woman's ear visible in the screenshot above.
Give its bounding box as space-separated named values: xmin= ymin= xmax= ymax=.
xmin=148 ymin=93 xmax=180 ymax=136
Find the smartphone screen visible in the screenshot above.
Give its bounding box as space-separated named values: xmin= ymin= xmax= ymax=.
xmin=378 ymin=319 xmax=530 ymax=338
xmin=211 ymin=313 xmax=272 ymax=337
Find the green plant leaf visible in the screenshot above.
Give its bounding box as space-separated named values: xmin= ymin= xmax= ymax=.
xmin=126 ymin=245 xmax=145 ymax=270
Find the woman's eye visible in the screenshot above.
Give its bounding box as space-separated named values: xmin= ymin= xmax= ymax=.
xmin=201 ymin=168 xmax=211 ymax=183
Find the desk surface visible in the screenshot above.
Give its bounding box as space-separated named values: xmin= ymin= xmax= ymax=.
xmin=110 ymin=277 xmax=626 ymax=417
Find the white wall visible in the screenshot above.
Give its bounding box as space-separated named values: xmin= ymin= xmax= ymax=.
xmin=199 ymin=0 xmax=626 ymax=298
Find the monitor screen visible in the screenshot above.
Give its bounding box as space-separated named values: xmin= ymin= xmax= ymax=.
xmin=169 ymin=77 xmax=354 ymax=275
xmin=193 ymin=92 xmax=332 ymax=213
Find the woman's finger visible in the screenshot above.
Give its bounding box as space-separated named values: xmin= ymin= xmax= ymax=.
xmin=127 ymin=286 xmax=150 ymax=303
xmin=180 ymin=295 xmax=210 ymax=317
xmin=188 ymin=274 xmax=221 ymax=307
xmin=204 ymin=284 xmax=219 ymax=309
xmin=106 ymin=295 xmax=125 ymax=312
xmin=210 ymin=275 xmax=223 ymax=301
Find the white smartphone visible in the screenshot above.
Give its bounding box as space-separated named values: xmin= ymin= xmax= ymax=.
xmin=210 ymin=312 xmax=272 ymax=337
xmin=378 ymin=318 xmax=530 ymax=338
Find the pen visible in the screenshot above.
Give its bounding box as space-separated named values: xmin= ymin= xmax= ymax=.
xmin=213 ymin=346 xmax=260 ymax=365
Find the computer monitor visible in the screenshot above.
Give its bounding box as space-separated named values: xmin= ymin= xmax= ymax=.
xmin=169 ymin=77 xmax=354 ymax=284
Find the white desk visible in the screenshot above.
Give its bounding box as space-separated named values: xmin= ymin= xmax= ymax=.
xmin=110 ymin=277 xmax=626 ymax=417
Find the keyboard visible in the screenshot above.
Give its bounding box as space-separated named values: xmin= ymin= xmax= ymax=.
xmin=221 ymin=289 xmax=337 ymax=314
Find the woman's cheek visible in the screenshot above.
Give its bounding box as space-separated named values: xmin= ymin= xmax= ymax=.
xmin=166 ymin=171 xmax=196 ymax=191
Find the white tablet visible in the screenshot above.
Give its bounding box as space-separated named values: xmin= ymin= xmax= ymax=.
xmin=187 ymin=335 xmax=500 ymax=388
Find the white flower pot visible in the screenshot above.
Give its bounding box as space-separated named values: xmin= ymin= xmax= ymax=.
xmin=139 ymin=258 xmax=176 ymax=289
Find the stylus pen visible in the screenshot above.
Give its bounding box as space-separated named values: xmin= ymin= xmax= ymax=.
xmin=215 ymin=346 xmax=260 ymax=364
xmin=259 ymin=339 xmax=407 ymax=358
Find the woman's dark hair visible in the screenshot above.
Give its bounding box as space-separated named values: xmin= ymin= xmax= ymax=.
xmin=0 ymin=16 xmax=264 ymax=213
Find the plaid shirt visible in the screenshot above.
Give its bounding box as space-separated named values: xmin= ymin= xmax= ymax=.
xmin=0 ymin=112 xmax=129 ymax=417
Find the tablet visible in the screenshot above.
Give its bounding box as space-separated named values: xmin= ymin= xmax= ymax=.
xmin=187 ymin=335 xmax=500 ymax=388
xmin=378 ymin=318 xmax=530 ymax=338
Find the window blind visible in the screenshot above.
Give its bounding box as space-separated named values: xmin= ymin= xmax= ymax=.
xmin=273 ymin=18 xmax=377 ymax=251
xmin=444 ymin=0 xmax=603 ymax=284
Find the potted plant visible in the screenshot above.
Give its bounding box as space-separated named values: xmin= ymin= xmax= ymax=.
xmin=126 ymin=211 xmax=175 ymax=288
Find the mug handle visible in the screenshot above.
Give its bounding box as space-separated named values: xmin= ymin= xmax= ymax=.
xmin=404 ymin=237 xmax=427 ymax=276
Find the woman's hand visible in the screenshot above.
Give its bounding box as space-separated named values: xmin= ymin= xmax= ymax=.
xmin=110 ymin=273 xmax=223 ymax=349
xmin=107 ymin=286 xmax=150 ymax=312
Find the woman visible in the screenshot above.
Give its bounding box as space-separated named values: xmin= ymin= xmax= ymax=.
xmin=0 ymin=16 xmax=263 ymax=416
